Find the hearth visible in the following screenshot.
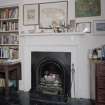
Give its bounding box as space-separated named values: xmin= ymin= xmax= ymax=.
xmin=31 ymin=52 xmax=71 ymax=103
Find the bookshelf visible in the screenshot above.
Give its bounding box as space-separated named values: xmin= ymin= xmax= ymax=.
xmin=0 ymin=6 xmax=19 ymax=59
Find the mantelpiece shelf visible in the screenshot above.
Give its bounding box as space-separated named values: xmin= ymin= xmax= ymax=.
xmin=21 ymin=32 xmax=85 ymax=37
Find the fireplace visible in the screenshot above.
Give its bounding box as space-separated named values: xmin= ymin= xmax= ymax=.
xmin=31 ymin=52 xmax=71 ymax=103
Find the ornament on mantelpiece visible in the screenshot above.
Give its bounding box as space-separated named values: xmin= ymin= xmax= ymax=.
xmin=68 ymin=19 xmax=76 ymax=32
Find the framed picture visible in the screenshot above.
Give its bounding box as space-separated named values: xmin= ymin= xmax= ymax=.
xmin=93 ymin=20 xmax=105 ymax=34
xmin=23 ymin=4 xmax=38 ymax=25
xmin=68 ymin=19 xmax=76 ymax=32
xmin=76 ymin=22 xmax=91 ymax=33
xmin=75 ymin=0 xmax=101 ymax=17
xmin=39 ymin=1 xmax=68 ymax=29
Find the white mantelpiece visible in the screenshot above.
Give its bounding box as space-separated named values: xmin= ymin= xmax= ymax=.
xmin=20 ymin=32 xmax=83 ymax=97
xmin=19 ymin=32 xmax=105 ymax=99
xmin=21 ymin=32 xmax=84 ymax=36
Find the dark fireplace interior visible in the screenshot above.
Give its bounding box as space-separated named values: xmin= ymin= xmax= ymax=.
xmin=31 ymin=52 xmax=71 ymax=104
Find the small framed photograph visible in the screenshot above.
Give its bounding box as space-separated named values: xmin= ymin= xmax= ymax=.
xmin=39 ymin=1 xmax=68 ymax=29
xmin=68 ymin=19 xmax=76 ymax=32
xmin=93 ymin=20 xmax=105 ymax=34
xmin=76 ymin=22 xmax=91 ymax=33
xmin=23 ymin=4 xmax=38 ymax=25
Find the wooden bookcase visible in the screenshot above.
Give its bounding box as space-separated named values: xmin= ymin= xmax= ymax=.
xmin=90 ymin=60 xmax=105 ymax=105
xmin=0 ymin=6 xmax=19 ymax=59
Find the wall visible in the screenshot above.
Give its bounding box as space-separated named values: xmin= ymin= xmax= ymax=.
xmin=19 ymin=0 xmax=105 ymax=99
xmin=0 ymin=0 xmax=105 ymax=99
xmin=19 ymin=0 xmax=105 ymax=34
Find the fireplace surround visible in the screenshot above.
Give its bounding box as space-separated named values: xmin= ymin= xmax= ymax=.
xmin=20 ymin=32 xmax=87 ymax=99
xmin=19 ymin=31 xmax=105 ymax=100
xmin=31 ymin=52 xmax=71 ymax=102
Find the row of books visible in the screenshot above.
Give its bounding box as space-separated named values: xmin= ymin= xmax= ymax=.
xmin=0 ymin=34 xmax=19 ymax=44
xmin=0 ymin=47 xmax=18 ymax=59
xmin=0 ymin=78 xmax=5 ymax=87
xmin=0 ymin=7 xmax=18 ymax=19
xmin=0 ymin=79 xmax=16 ymax=87
xmin=88 ymin=45 xmax=105 ymax=60
xmin=0 ymin=21 xmax=18 ymax=32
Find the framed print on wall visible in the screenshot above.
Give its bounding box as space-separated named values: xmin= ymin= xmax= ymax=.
xmin=39 ymin=1 xmax=68 ymax=29
xmin=93 ymin=20 xmax=105 ymax=34
xmin=23 ymin=4 xmax=38 ymax=25
xmin=75 ymin=0 xmax=101 ymax=17
xmin=76 ymin=22 xmax=91 ymax=33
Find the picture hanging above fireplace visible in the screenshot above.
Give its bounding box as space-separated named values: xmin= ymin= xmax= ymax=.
xmin=39 ymin=1 xmax=68 ymax=29
xmin=75 ymin=0 xmax=101 ymax=17
xmin=23 ymin=1 xmax=68 ymax=29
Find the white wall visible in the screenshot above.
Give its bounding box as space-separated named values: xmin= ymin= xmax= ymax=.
xmin=77 ymin=35 xmax=105 ymax=99
xmin=19 ymin=0 xmax=105 ymax=37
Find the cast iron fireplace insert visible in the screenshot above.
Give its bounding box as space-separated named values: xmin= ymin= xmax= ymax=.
xmin=31 ymin=52 xmax=71 ymax=104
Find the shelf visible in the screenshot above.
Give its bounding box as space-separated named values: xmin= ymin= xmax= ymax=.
xmin=0 ymin=5 xmax=18 ymax=9
xmin=89 ymin=59 xmax=105 ymax=64
xmin=0 ymin=57 xmax=8 ymax=59
xmin=0 ymin=44 xmax=18 ymax=46
xmin=0 ymin=18 xmax=18 ymax=21
xmin=0 ymin=30 xmax=18 ymax=33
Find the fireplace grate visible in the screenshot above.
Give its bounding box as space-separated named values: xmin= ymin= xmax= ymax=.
xmin=39 ymin=73 xmax=63 ymax=95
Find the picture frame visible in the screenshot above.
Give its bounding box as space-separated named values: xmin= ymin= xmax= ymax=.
xmin=68 ymin=19 xmax=76 ymax=32
xmin=93 ymin=20 xmax=105 ymax=34
xmin=39 ymin=1 xmax=68 ymax=29
xmin=76 ymin=22 xmax=91 ymax=33
xmin=75 ymin=0 xmax=101 ymax=17
xmin=23 ymin=4 xmax=39 ymax=25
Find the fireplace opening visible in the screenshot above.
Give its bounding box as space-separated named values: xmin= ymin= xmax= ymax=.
xmin=31 ymin=52 xmax=71 ymax=103
xmin=37 ymin=58 xmax=64 ymax=96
